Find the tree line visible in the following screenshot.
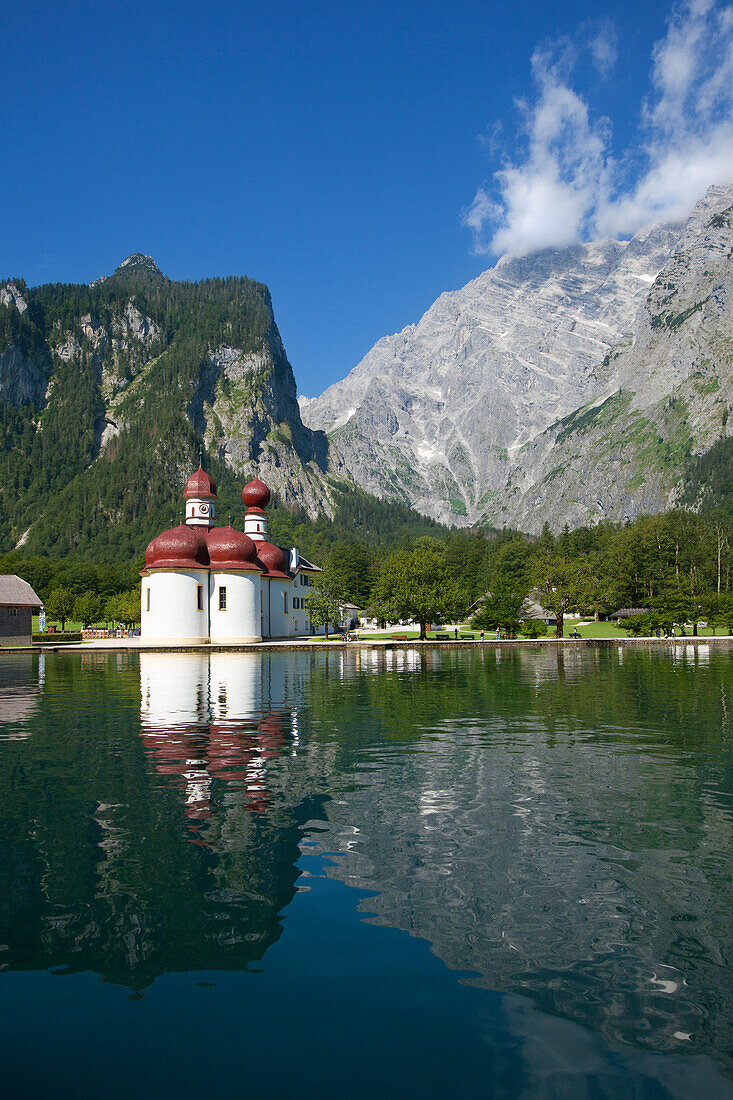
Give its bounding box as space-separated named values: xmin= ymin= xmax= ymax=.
xmin=308 ymin=509 xmax=733 ymax=638
xmin=4 ymin=506 xmax=733 ymax=637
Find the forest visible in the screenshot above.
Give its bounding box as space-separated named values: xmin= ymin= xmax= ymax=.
xmin=3 ymin=505 xmax=733 ymax=637
xmin=3 ymin=260 xmax=733 ymax=637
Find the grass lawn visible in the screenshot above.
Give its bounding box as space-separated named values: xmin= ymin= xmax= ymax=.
xmin=355 ymin=621 xmax=731 ymax=641
xmin=568 ymin=621 xmax=628 ymax=639
xmin=33 ymin=614 xmax=86 ymax=632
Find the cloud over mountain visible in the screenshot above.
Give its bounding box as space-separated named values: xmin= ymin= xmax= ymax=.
xmin=464 ymin=0 xmax=733 ymax=257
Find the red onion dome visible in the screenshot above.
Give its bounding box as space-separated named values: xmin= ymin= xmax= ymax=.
xmin=256 ymin=541 xmax=289 ymax=577
xmin=144 ymin=534 xmax=160 ymax=567
xmin=184 ymin=466 xmax=218 ymax=500
xmin=206 ymin=526 xmax=261 ymax=571
xmin=242 ymin=477 xmax=271 ymax=509
xmin=146 ymin=524 xmax=210 ymax=569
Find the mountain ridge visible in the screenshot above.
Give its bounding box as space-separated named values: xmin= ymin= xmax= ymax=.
xmin=0 ymin=259 xmax=345 ymax=557
xmin=300 ymin=185 xmax=733 ymax=531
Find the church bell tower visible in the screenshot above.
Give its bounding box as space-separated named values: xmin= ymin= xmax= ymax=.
xmin=183 ymin=466 xmax=217 ymax=528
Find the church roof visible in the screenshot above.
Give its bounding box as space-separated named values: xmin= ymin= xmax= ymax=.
xmin=242 ymin=478 xmax=271 ymax=509
xmin=206 ymin=526 xmax=262 ymax=571
xmin=256 ymin=541 xmax=290 ymax=578
xmin=183 ymin=466 xmax=217 ymax=500
xmin=145 ymin=525 xmax=210 ymax=569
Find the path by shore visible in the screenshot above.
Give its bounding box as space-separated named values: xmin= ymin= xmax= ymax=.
xmin=7 ymin=634 xmax=733 ymax=654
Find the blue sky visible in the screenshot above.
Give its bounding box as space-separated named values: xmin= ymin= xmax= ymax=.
xmin=3 ymin=0 xmax=732 ymax=396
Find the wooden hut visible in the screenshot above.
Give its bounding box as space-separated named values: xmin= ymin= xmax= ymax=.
xmin=0 ymin=576 xmax=43 ymax=646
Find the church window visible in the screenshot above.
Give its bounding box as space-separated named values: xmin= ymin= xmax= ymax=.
xmin=196 ymin=585 xmax=204 ymax=611
xmin=219 ymin=587 xmax=227 ymax=611
xmin=146 ymin=588 xmax=151 ymax=612
xmin=283 ymin=592 xmax=288 ymax=614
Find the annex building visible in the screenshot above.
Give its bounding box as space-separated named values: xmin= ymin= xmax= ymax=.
xmin=141 ymin=468 xmax=321 ymax=644
xmin=0 ymin=575 xmax=43 ymax=647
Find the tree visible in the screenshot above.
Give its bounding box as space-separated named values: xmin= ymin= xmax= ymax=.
xmin=44 ymin=586 xmax=76 ymax=631
xmin=322 ymin=542 xmax=374 ymax=607
xmin=370 ymin=545 xmax=468 ymax=639
xmin=482 ymin=536 xmax=530 ymax=591
xmin=73 ymin=591 xmax=105 ymax=629
xmin=471 ymin=581 xmax=526 ymax=636
xmin=306 ymin=578 xmax=342 ymax=639
xmin=519 ymin=618 xmax=547 ymax=638
xmin=712 ymin=593 xmax=733 ymax=635
xmin=531 ymin=553 xmax=589 ymax=639
xmin=105 ymin=589 xmax=141 ymax=627
xmin=652 ymin=576 xmax=710 ymax=636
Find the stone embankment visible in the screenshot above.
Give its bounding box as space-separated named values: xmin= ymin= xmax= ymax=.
xmin=18 ymin=635 xmax=733 ymax=654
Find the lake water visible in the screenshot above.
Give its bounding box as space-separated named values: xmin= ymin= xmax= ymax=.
xmin=1 ymin=644 xmax=733 ymax=1098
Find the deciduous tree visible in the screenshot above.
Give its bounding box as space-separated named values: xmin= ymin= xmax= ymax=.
xmin=44 ymin=586 xmax=76 ymax=631
xmin=370 ymin=545 xmax=468 ymax=639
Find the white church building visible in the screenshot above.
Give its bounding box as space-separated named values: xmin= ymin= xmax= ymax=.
xmin=141 ymin=468 xmax=321 ymax=643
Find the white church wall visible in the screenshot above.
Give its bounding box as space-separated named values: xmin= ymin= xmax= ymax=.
xmin=209 ymin=571 xmax=262 ymax=643
xmin=268 ymin=578 xmax=293 ymax=637
xmin=142 ymin=570 xmax=209 ymax=643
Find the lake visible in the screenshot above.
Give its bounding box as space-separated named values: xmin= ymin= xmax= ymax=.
xmin=1 ymin=644 xmax=733 ymax=1098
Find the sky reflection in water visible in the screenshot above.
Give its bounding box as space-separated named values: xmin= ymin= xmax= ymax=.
xmin=1 ymin=644 xmax=732 ymax=1098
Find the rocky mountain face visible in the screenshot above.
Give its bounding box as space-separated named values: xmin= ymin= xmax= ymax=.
xmin=0 ymin=256 xmax=341 ymax=557
xmin=300 ymin=185 xmax=733 ymax=531
xmin=500 ymin=188 xmax=733 ymax=530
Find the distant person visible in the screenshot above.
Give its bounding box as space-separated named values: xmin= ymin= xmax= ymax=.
xmin=480 ymin=630 xmax=485 ymax=641
xmin=496 ymin=628 xmax=500 ymax=640
xmin=454 ymin=628 xmax=458 ymax=639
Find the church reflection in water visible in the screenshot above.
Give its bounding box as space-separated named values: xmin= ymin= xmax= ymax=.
xmin=140 ymin=653 xmax=302 ymax=832
xmin=0 ymin=651 xmax=330 ymax=990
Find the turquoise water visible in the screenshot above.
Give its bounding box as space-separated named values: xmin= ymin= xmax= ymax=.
xmin=1 ymin=644 xmax=733 ymax=1098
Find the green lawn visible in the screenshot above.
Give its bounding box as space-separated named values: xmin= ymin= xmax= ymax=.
xmin=355 ymin=621 xmax=731 ymax=641
xmin=33 ymin=614 xmax=86 ymax=632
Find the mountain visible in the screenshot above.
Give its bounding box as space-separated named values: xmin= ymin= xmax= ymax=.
xmin=0 ymin=257 xmax=346 ymax=558
xmin=300 ymin=185 xmax=733 ymax=531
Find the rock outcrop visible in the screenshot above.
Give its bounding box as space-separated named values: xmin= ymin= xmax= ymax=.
xmin=301 ymin=185 xmax=733 ymax=531
xmin=0 ymin=257 xmax=341 ymax=555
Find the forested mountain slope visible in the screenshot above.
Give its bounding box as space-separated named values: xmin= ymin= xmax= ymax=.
xmin=0 ymin=255 xmax=346 ymax=558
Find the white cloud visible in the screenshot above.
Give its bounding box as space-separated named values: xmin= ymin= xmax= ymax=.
xmin=589 ymin=19 xmax=618 ymax=78
xmin=464 ymin=1 xmax=733 ymax=257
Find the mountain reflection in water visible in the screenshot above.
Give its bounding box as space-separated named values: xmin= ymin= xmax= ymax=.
xmin=1 ymin=644 xmax=733 ymax=1097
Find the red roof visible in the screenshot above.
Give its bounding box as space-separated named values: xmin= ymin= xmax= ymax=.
xmin=256 ymin=541 xmax=290 ymax=578
xmin=184 ymin=466 xmax=218 ymax=500
xmin=242 ymin=478 xmax=271 ymax=509
xmin=206 ymin=526 xmax=262 ymax=571
xmin=145 ymin=524 xmax=210 ymax=569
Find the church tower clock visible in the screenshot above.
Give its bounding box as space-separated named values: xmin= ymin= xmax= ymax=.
xmin=183 ymin=466 xmax=217 ymax=527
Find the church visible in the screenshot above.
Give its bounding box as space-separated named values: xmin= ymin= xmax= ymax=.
xmin=141 ymin=468 xmax=322 ymax=643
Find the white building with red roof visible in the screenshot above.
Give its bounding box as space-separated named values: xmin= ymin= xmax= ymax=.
xmin=140 ymin=469 xmax=321 ymax=643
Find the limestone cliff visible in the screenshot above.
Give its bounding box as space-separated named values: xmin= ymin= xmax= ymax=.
xmin=499 ymin=187 xmax=733 ymax=531
xmin=0 ymin=257 xmax=340 ymax=555
xmin=301 ymin=185 xmax=733 ymax=531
